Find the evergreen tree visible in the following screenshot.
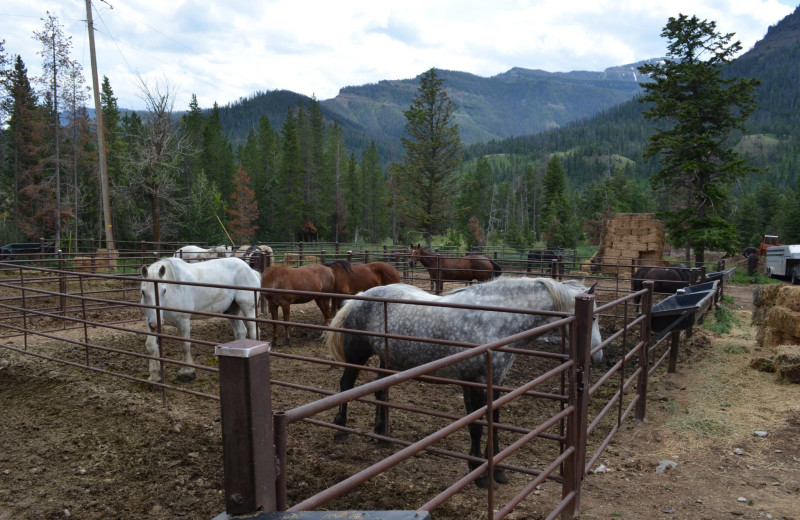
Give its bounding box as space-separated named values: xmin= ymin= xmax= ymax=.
xmin=456 ymin=157 xmax=492 ymax=248
xmin=398 ymin=68 xmax=463 ymax=246
xmin=343 ymin=151 xmax=361 ymax=242
xmin=360 ymin=141 xmax=387 ymax=243
xmin=5 ymin=56 xmax=48 ymax=240
xmin=34 ymin=12 xmax=75 ymax=247
xmin=116 ymin=81 xmax=185 ymax=242
xmin=541 ymin=155 xmax=580 ymax=248
xmin=638 ymin=14 xmax=760 ymax=264
xmin=201 ymin=102 xmax=236 ymax=200
xmin=180 ymin=169 xmax=225 ymax=244
xmin=277 ymin=108 xmax=303 ymax=241
xmin=227 ymin=163 xmax=259 ymax=244
xmin=179 ymin=93 xmax=205 ymax=191
xmin=255 ymin=116 xmax=279 ymax=240
xmin=61 ymin=63 xmax=92 ymax=247
xmin=325 ymin=122 xmax=347 ymax=242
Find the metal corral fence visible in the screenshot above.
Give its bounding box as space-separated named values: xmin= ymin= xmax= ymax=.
xmin=0 ymin=247 xmax=726 ymax=519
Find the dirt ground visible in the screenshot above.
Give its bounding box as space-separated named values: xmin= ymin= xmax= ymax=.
xmin=1 ymin=277 xmax=799 ymax=519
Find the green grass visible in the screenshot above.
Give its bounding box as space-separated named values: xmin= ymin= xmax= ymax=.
xmin=729 ymin=267 xmax=781 ymax=285
xmin=704 ymin=305 xmax=737 ymax=334
xmin=669 ymin=416 xmax=733 ymax=437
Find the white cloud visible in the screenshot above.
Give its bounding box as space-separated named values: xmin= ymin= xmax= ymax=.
xmin=1 ymin=0 xmax=794 ymax=110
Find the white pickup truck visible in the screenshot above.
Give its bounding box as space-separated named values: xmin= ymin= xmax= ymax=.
xmin=765 ymin=244 xmax=800 ymax=284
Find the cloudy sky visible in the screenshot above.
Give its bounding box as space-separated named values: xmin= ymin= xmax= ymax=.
xmin=2 ymin=0 xmax=796 ymax=111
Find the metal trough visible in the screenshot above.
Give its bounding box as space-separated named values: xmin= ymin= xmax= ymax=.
xmin=677 ymin=280 xmax=717 ymax=294
xmin=650 ymin=280 xmax=718 ymax=334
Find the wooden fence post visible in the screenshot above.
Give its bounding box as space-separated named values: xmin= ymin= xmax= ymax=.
xmin=215 ymin=339 xmax=276 ymax=516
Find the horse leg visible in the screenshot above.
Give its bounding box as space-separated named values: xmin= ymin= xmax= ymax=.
xmin=315 ymin=297 xmax=332 ymax=326
xmin=225 ymin=302 xmax=248 ymax=340
xmin=145 ymin=333 xmax=162 ymax=382
xmin=464 ymin=387 xmax=506 ymax=487
xmin=333 ymin=334 xmax=373 ymax=441
xmin=268 ymin=300 xmax=279 ymax=345
xmin=488 ymin=389 xmax=508 ymax=484
xmin=232 ymin=296 xmax=258 ymax=340
xmin=176 ymin=319 xmax=196 ymax=382
xmin=334 ymin=366 xmax=359 ymax=441
xmin=463 ymin=387 xmax=488 ymax=487
xmin=281 ymin=302 xmax=292 ymax=348
xmin=373 ymin=359 xmax=389 ymax=439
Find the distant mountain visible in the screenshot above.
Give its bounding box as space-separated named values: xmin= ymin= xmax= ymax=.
xmin=466 ymin=6 xmax=800 ymax=191
xmin=216 ymin=60 xmax=661 ymax=161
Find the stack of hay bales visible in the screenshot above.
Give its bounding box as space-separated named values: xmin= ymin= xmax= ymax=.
xmin=585 ymin=213 xmax=666 ymax=275
xmin=751 ymin=285 xmax=800 ymax=383
xmin=93 ymin=249 xmax=118 ymax=273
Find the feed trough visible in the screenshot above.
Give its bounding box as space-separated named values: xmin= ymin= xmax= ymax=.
xmin=650 ymin=280 xmax=718 ymax=334
xmin=677 ymin=280 xmax=717 ymax=294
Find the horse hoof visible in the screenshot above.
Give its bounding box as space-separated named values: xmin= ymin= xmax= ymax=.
xmin=474 ymin=474 xmax=490 ymax=488
xmin=494 ymin=468 xmax=509 ymax=484
xmin=283 ymin=339 xmax=291 ymax=348
xmin=176 ymin=372 xmax=197 ymax=383
xmin=333 ymin=430 xmax=349 ymax=441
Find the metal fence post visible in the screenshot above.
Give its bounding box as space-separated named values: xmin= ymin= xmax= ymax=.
xmin=636 ymin=280 xmax=654 ymax=422
xmin=216 ymin=339 xmax=276 ymax=516
xmin=562 ymin=293 xmax=594 ymax=519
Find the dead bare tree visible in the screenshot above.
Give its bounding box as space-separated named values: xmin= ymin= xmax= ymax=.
xmin=116 ymin=78 xmax=188 ymax=243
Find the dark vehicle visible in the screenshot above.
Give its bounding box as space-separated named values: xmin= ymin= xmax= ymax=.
xmin=0 ymin=242 xmax=55 ymax=260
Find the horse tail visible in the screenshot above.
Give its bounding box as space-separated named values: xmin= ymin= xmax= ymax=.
xmin=490 ymin=260 xmax=502 ymax=279
xmin=324 ymin=298 xmax=357 ymax=362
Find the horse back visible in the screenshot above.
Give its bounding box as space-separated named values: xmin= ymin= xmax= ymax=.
xmin=262 ymin=264 xmax=334 ymax=303
xmin=370 ymin=262 xmax=400 ymax=285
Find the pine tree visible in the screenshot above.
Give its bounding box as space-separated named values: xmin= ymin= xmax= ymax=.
xmin=277 ymin=108 xmax=303 ymax=241
xmin=201 ymin=102 xmax=236 ymax=200
xmin=227 ymin=163 xmax=259 ymax=244
xmin=456 ymin=157 xmax=492 ymax=248
xmin=541 ymin=155 xmax=580 ymax=248
xmin=638 ymin=14 xmax=760 ymax=264
xmin=398 ymin=68 xmax=463 ymax=246
xmin=179 ymin=93 xmax=205 ymax=191
xmin=325 ymin=122 xmax=347 ymax=242
xmin=6 ymin=56 xmax=48 ymax=240
xmin=61 ymin=63 xmax=91 ymax=247
xmin=34 ymin=12 xmax=75 ymax=248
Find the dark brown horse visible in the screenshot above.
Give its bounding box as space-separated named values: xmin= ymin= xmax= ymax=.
xmin=261 ymin=264 xmax=335 ymax=347
xmin=632 ymin=263 xmax=690 ymax=310
xmin=410 ymin=245 xmax=502 ymax=291
xmin=325 ymin=260 xmax=401 ymax=310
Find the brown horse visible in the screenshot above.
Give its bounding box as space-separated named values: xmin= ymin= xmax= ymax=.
xmin=261 ymin=264 xmax=335 ymax=347
xmin=325 ymin=260 xmax=401 ymax=310
xmin=409 ymin=245 xmax=502 ymax=291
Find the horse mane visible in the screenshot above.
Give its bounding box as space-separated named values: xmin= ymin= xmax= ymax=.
xmin=534 ymin=277 xmax=586 ymax=312
xmin=326 ymin=259 xmax=354 ymax=274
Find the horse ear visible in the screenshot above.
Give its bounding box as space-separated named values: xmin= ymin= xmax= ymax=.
xmin=141 ymin=265 xmax=148 ymax=278
xmin=586 ymin=282 xmax=597 ymax=294
xmin=158 ymin=265 xmax=167 ymax=278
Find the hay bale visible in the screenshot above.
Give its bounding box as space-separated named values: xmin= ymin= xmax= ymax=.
xmin=775 ymin=345 xmax=800 ymax=383
xmin=72 ymin=257 xmax=93 ymax=272
xmin=94 ymin=249 xmax=118 ymax=272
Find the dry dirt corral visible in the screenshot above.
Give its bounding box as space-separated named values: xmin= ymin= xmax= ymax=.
xmin=1 ymin=282 xmax=800 ymax=520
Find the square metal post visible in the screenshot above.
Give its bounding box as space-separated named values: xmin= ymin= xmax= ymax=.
xmin=216 ymin=339 xmax=276 ymax=515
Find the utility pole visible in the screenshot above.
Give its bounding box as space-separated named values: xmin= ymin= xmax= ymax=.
xmin=85 ymin=0 xmax=115 ymax=251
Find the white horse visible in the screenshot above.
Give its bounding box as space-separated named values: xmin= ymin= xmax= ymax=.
xmin=140 ymin=257 xmax=261 ymax=382
xmin=174 ymin=245 xmax=233 ymax=262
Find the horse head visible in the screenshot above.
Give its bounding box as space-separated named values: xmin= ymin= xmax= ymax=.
xmin=140 ymin=261 xmax=172 ymax=331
